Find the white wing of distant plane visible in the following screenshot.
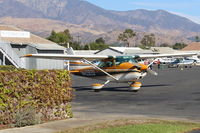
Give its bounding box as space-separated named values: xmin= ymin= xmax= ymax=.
xmin=137 ymin=52 xmax=197 ymax=59
xmin=22 ymin=52 xmax=196 ymax=60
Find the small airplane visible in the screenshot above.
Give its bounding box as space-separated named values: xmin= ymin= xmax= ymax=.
xmin=23 ymin=52 xmax=196 ymax=92
xmin=186 ymin=56 xmax=200 ymax=64
xmin=153 ymin=57 xmax=175 ymax=64
xmin=168 ymin=58 xmax=196 ymax=68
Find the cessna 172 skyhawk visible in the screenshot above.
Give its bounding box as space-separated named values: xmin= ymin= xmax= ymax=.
xmin=23 ymin=52 xmax=196 ymax=92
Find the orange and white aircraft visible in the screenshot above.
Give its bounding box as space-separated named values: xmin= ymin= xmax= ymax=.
xmin=23 ymin=52 xmax=196 ymax=92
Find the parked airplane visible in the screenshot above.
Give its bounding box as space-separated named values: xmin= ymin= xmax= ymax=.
xmin=186 ymin=56 xmax=200 ymax=64
xmin=22 ymin=52 xmax=196 ymax=92
xmin=153 ymin=57 xmax=175 ymax=64
xmin=168 ymin=58 xmax=196 ymax=68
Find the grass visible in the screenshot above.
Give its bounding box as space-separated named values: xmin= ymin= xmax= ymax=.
xmin=89 ymin=123 xmax=197 ymax=133
xmin=59 ymin=119 xmax=200 ymax=133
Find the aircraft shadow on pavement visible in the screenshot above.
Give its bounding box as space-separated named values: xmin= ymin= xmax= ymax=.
xmin=73 ymin=84 xmax=170 ymax=92
xmin=142 ymin=84 xmax=171 ymax=87
xmin=73 ymin=86 xmax=129 ymax=92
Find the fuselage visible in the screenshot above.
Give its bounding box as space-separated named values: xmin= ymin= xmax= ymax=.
xmin=70 ymin=56 xmax=148 ymax=82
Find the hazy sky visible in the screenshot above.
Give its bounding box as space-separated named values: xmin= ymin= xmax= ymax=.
xmin=85 ymin=0 xmax=200 ymax=24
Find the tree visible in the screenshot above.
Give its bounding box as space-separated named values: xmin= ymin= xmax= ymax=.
xmin=160 ymin=43 xmax=170 ymax=47
xmin=172 ymin=43 xmax=187 ymax=50
xmin=83 ymin=44 xmax=90 ymax=50
xmin=83 ymin=37 xmax=108 ymax=50
xmin=195 ymin=36 xmax=200 ymax=42
xmin=47 ymin=30 xmax=59 ymax=43
xmin=117 ymin=29 xmax=136 ymax=47
xmin=140 ymin=33 xmax=156 ymax=48
xmin=84 ymin=42 xmax=109 ymax=50
xmin=70 ymin=41 xmax=83 ymax=50
xmin=95 ymin=37 xmax=105 ymax=44
xmin=47 ymin=29 xmax=73 ymax=47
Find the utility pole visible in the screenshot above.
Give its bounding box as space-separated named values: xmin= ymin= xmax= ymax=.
xmin=76 ymin=35 xmax=81 ymax=44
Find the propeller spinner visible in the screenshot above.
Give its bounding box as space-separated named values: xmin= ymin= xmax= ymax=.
xmin=135 ymin=63 xmax=158 ymax=76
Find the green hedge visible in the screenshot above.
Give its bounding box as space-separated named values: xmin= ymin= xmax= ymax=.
xmin=0 ymin=67 xmax=73 ymax=127
xmin=0 ymin=65 xmax=18 ymax=71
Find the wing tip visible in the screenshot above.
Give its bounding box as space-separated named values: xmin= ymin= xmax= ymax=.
xmin=21 ymin=54 xmax=33 ymax=58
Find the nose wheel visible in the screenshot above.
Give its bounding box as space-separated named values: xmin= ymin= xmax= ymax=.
xmin=130 ymin=82 xmax=142 ymax=92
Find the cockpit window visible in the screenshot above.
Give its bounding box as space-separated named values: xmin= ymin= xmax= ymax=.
xmin=98 ymin=56 xmax=136 ymax=68
xmin=115 ymin=56 xmax=136 ymax=65
xmin=98 ymin=60 xmax=114 ymax=68
xmin=173 ymin=58 xmax=183 ymax=63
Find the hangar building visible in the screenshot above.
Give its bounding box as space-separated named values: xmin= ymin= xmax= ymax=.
xmin=182 ymin=42 xmax=200 ymax=55
xmin=95 ymin=47 xmax=156 ymax=55
xmin=0 ymin=25 xmax=65 ymax=69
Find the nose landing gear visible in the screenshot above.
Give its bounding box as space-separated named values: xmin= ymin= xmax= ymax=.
xmin=130 ymin=82 xmax=142 ymax=92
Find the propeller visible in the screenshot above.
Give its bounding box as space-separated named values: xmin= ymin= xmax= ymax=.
xmin=133 ymin=63 xmax=158 ymax=76
xmin=146 ymin=69 xmax=158 ymax=76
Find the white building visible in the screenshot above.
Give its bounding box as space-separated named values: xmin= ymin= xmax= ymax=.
xmin=150 ymin=47 xmax=179 ymax=54
xmin=0 ymin=25 xmax=65 ymax=69
xmin=95 ymin=47 xmax=156 ymax=55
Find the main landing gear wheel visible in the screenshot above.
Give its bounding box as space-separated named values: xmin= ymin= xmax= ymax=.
xmin=130 ymin=82 xmax=142 ymax=92
xmin=91 ymin=80 xmax=110 ymax=92
xmin=92 ymin=84 xmax=103 ymax=92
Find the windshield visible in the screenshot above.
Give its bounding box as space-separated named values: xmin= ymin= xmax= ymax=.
xmin=98 ymin=58 xmax=114 ymax=68
xmin=173 ymin=59 xmax=183 ymax=63
xmin=98 ymin=56 xmax=136 ymax=68
xmin=115 ymin=56 xmax=136 ymax=65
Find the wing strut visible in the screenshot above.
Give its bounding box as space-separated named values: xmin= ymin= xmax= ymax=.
xmin=82 ymin=58 xmax=118 ymax=81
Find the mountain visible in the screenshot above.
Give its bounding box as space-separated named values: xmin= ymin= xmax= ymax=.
xmin=0 ymin=0 xmax=44 ymax=18
xmin=0 ymin=0 xmax=200 ymax=45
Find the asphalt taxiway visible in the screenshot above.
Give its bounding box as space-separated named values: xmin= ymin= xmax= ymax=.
xmin=72 ymin=66 xmax=200 ymax=121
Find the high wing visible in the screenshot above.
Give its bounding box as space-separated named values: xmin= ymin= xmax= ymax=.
xmin=22 ymin=52 xmax=196 ymax=60
xmin=22 ymin=54 xmax=110 ymax=60
xmin=137 ymin=52 xmax=196 ymax=59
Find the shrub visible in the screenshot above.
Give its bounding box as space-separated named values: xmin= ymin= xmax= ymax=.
xmin=0 ymin=65 xmax=17 ymax=71
xmin=13 ymin=105 xmax=41 ymax=127
xmin=0 ymin=68 xmax=73 ymax=127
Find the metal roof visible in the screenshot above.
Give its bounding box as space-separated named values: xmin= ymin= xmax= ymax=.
xmin=150 ymin=47 xmax=177 ymax=54
xmin=29 ymin=43 xmax=65 ymax=50
xmin=124 ymin=49 xmax=155 ymax=54
xmin=74 ymin=50 xmax=98 ymax=55
xmin=182 ymin=42 xmax=200 ymax=51
xmin=0 ymin=25 xmax=65 ymax=50
xmin=0 ymin=25 xmax=57 ymax=45
xmin=109 ymin=47 xmax=142 ymax=53
xmin=96 ymin=46 xmax=154 ymax=55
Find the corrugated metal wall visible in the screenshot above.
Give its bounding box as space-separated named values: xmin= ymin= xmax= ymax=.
xmin=36 ymin=58 xmax=64 ymax=70
xmin=95 ymin=49 xmax=123 ymax=56
xmin=25 ymin=46 xmax=37 ymax=69
xmin=11 ymin=44 xmax=65 ymax=70
xmin=36 ymin=49 xmax=64 ymax=70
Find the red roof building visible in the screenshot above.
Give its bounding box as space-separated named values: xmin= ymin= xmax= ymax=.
xmin=182 ymin=42 xmax=200 ymax=51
